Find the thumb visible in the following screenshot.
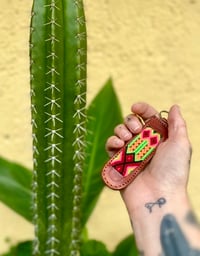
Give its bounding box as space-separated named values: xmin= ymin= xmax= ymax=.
xmin=167 ymin=105 xmax=189 ymax=143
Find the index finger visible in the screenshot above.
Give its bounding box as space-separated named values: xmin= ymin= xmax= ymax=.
xmin=131 ymin=102 xmax=158 ymax=120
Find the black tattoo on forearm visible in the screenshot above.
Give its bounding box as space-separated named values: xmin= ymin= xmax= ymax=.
xmin=185 ymin=210 xmax=200 ymax=229
xmin=145 ymin=197 xmax=166 ymax=213
xmin=160 ymin=214 xmax=200 ymax=255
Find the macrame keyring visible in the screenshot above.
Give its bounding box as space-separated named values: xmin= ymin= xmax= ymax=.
xmin=102 ymin=112 xmax=168 ymax=190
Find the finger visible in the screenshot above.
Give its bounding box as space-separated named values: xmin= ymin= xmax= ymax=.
xmin=114 ymin=124 xmax=132 ymax=141
xmin=131 ymin=102 xmax=158 ymax=120
xmin=124 ymin=114 xmax=143 ymax=133
xmin=106 ymin=135 xmax=125 ymax=157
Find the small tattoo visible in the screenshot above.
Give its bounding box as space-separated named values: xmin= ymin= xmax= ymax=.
xmin=145 ymin=197 xmax=166 ymax=213
xmin=127 ymin=116 xmax=132 ymax=122
xmin=185 ymin=210 xmax=200 ymax=229
xmin=138 ymin=250 xmax=145 ymax=256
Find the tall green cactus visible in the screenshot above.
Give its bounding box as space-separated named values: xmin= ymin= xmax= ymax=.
xmin=30 ymin=0 xmax=87 ymax=255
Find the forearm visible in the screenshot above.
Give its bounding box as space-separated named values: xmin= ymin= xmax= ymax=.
xmin=123 ymin=191 xmax=200 ymax=256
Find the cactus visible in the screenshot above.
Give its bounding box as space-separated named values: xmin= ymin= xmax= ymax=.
xmin=30 ymin=0 xmax=87 ymax=255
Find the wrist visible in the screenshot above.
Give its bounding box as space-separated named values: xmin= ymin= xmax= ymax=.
xmin=129 ymin=191 xmax=191 ymax=233
xmin=122 ymin=184 xmax=189 ymax=217
xmin=124 ymin=190 xmax=197 ymax=255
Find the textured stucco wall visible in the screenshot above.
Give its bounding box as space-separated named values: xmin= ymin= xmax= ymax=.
xmin=1 ymin=0 xmax=200 ymax=253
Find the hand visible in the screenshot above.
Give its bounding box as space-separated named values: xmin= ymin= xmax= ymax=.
xmin=106 ymin=102 xmax=200 ymax=255
xmin=106 ymin=102 xmax=191 ymax=206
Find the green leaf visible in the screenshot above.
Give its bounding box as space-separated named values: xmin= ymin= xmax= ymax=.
xmin=80 ymin=240 xmax=111 ymax=256
xmin=81 ymin=79 xmax=123 ymax=226
xmin=112 ymin=234 xmax=138 ymax=256
xmin=1 ymin=241 xmax=32 ymax=256
xmin=0 ymin=157 xmax=32 ymax=222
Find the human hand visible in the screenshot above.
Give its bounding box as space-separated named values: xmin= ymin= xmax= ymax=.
xmin=106 ymin=103 xmax=200 ymax=256
xmin=106 ymin=102 xmax=191 ymax=206
xmin=106 ymin=102 xmax=200 ymax=255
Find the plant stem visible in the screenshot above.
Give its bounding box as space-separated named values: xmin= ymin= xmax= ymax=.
xmin=30 ymin=0 xmax=87 ymax=255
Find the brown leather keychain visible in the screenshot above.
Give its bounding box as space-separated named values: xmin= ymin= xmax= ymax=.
xmin=101 ymin=112 xmax=168 ymax=190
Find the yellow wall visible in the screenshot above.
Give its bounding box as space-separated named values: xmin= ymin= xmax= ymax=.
xmin=1 ymin=0 xmax=200 ymax=253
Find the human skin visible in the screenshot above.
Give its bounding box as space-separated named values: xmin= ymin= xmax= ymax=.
xmin=106 ymin=102 xmax=200 ymax=256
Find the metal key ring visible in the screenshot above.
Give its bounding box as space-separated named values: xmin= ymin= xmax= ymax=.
xmin=134 ymin=113 xmax=145 ymax=125
xmin=159 ymin=110 xmax=169 ymax=119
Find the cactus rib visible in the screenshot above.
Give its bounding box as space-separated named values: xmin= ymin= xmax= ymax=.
xmin=30 ymin=0 xmax=87 ymax=255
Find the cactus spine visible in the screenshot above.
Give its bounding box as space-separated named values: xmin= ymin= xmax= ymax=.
xmin=30 ymin=0 xmax=87 ymax=255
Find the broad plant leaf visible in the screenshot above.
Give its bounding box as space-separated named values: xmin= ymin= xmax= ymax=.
xmin=80 ymin=239 xmax=111 ymax=256
xmin=1 ymin=241 xmax=32 ymax=256
xmin=112 ymin=234 xmax=138 ymax=256
xmin=0 ymin=157 xmax=32 ymax=222
xmin=81 ymin=79 xmax=123 ymax=226
xmin=0 ymin=79 xmax=122 ymax=227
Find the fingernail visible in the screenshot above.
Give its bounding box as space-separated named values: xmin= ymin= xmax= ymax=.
xmin=130 ymin=121 xmax=141 ymax=132
xmin=122 ymin=131 xmax=132 ymax=140
xmin=126 ymin=115 xmax=142 ymax=132
xmin=132 ymin=123 xmax=141 ymax=132
xmin=114 ymin=138 xmax=124 ymax=146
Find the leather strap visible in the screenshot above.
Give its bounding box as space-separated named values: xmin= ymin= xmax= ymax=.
xmin=101 ymin=115 xmax=168 ymax=190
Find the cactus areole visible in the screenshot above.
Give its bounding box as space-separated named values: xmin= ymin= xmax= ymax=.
xmin=30 ymin=0 xmax=87 ymax=255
